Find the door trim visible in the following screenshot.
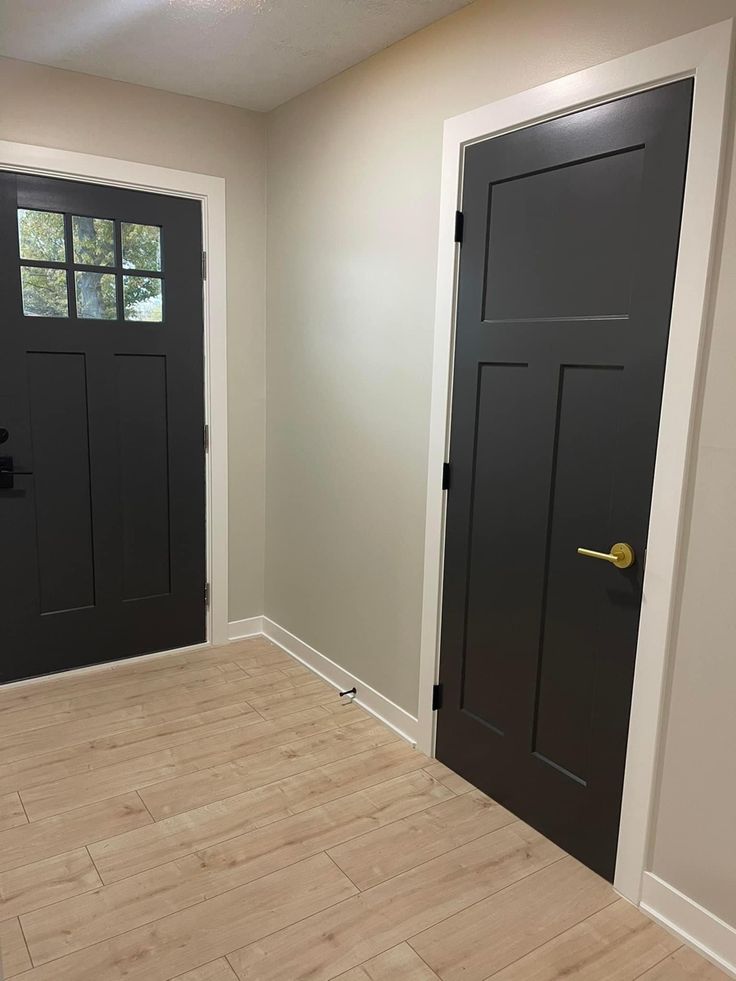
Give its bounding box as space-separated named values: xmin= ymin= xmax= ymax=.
xmin=0 ymin=141 xmax=229 ymax=649
xmin=417 ymin=20 xmax=733 ymax=903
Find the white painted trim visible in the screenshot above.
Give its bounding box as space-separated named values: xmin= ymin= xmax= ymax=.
xmin=641 ymin=873 xmax=736 ymax=979
xmin=228 ymin=616 xmax=265 ymax=640
xmin=0 ymin=140 xmax=229 ymax=647
xmin=418 ymin=18 xmax=733 ymax=908
xmin=261 ymin=618 xmax=419 ymax=746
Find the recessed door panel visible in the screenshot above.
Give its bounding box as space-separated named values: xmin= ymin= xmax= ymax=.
xmin=117 ymin=354 xmax=171 ymax=602
xmin=462 ymin=362 xmax=541 ymax=736
xmin=483 ymin=148 xmax=645 ymax=323
xmin=27 ymin=351 xmax=95 ymax=615
xmin=532 ymin=364 xmax=625 ymax=785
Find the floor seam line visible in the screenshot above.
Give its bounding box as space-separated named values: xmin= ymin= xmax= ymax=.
xmin=91 ymin=763 xmax=438 ymax=885
xmin=19 ymin=715 xmax=379 ymax=822
xmin=134 ymin=789 xmax=157 ymax=825
xmin=135 ymin=728 xmax=405 ymax=821
xmin=14 ymin=913 xmax=34 ymax=971
xmin=2 ymin=711 xmax=268 ymax=797
xmin=406 ymin=941 xmax=442 ymax=978
xmin=630 ymin=943 xmax=687 ymax=981
xmin=479 ymin=894 xmax=632 ymax=979
xmin=331 ymin=817 xmax=536 ymax=895
xmin=11 ymin=851 xmax=356 ymax=972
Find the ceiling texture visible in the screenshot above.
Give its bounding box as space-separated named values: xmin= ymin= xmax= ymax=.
xmin=0 ymin=0 xmax=473 ymax=111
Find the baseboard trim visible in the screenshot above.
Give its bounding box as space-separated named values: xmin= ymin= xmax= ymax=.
xmin=640 ymin=872 xmax=736 ymax=978
xmin=260 ymin=617 xmax=419 ymax=746
xmin=227 ymin=616 xmax=265 ymax=640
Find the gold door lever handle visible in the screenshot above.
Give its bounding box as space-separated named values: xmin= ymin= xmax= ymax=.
xmin=577 ymin=542 xmax=635 ymax=569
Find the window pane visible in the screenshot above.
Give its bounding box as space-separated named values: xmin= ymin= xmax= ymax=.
xmin=75 ymin=272 xmax=117 ymax=320
xmin=17 ymin=209 xmax=66 ymax=262
xmin=121 ymin=223 xmax=161 ymax=271
xmin=21 ymin=266 xmax=69 ymax=317
xmin=123 ymin=276 xmax=162 ymax=322
xmin=72 ymin=216 xmax=115 ymax=266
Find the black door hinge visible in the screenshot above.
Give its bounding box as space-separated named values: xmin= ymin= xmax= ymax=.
xmin=432 ymin=683 xmax=443 ymax=711
xmin=204 ymin=424 xmax=209 ymax=453
xmin=202 ymin=250 xmax=207 ymax=280
xmin=442 ymin=462 xmax=451 ymax=490
xmin=454 ymin=211 xmax=464 ymax=244
xmin=204 ymin=582 xmax=210 ymax=607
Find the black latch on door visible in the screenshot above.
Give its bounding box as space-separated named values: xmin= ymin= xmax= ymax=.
xmin=0 ymin=456 xmax=33 ymax=491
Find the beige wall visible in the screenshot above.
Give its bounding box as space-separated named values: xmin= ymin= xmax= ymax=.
xmin=265 ymin=0 xmax=736 ymax=925
xmin=0 ymin=56 xmax=267 ymax=621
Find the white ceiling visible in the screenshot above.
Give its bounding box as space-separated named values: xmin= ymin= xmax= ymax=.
xmin=0 ymin=0 xmax=473 ymax=112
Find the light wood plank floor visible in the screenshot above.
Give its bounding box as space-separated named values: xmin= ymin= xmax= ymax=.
xmin=0 ymin=638 xmax=728 ymax=980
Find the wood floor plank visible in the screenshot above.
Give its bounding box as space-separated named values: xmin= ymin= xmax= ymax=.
xmin=0 ymin=672 xmax=263 ymax=742
xmin=487 ymin=898 xmax=680 ymax=981
xmin=0 ymin=916 xmax=31 ymax=977
xmin=270 ymin=663 xmax=314 ymax=680
xmin=0 ymin=847 xmax=100 ymax=921
xmin=91 ymin=742 xmax=432 ymax=883
xmin=0 ymin=645 xmax=262 ymax=714
xmin=334 ymin=943 xmax=441 ymax=980
xmin=0 ymin=794 xmax=152 ymax=875
xmin=230 ymin=651 xmax=297 ymax=672
xmin=216 ymin=663 xmax=248 ymax=679
xmin=138 ymin=716 xmax=399 ymax=820
xmin=0 ymin=646 xmax=247 ymax=718
xmin=279 ymin=740 xmax=429 ymax=814
xmin=423 ymin=761 xmax=476 ymax=796
xmin=0 ymin=701 xmax=127 ymax=743
xmin=0 ymin=677 xmax=298 ymax=767
xmin=328 ymin=789 xmax=515 ymax=889
xmin=18 ymin=853 xmax=356 ymax=981
xmin=20 ymin=708 xmax=364 ymax=821
xmin=0 ymin=794 xmax=26 ymax=833
xmin=244 ymin=680 xmax=340 ymax=720
xmin=90 ymin=783 xmax=296 ymax=884
xmin=0 ymin=704 xmax=260 ymax=797
xmin=0 ymin=640 xmax=283 ymax=730
xmin=23 ymin=769 xmax=451 ymax=963
xmin=0 ymin=705 xmax=146 ymax=765
xmin=228 ymin=821 xmax=564 ymax=981
xmin=0 ymin=662 xmax=315 ymax=741
xmin=174 ymin=959 xmax=239 ymax=981
xmin=636 ymin=945 xmax=732 ymax=979
xmin=0 ymin=661 xmax=228 ymax=717
xmin=409 ymin=854 xmax=615 ymax=981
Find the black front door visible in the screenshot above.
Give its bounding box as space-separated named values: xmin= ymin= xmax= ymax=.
xmin=0 ymin=173 xmax=206 ymax=683
xmin=436 ymin=80 xmax=692 ymax=879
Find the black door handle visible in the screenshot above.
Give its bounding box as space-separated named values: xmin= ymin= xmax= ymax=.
xmin=0 ymin=456 xmax=33 ymax=490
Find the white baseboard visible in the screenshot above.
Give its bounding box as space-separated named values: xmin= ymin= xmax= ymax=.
xmin=640 ymin=872 xmax=736 ymax=978
xmin=260 ymin=617 xmax=419 ymax=746
xmin=227 ymin=616 xmax=265 ymax=640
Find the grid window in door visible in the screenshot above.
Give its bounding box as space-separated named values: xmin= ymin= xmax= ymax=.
xmin=17 ymin=209 xmax=164 ymax=323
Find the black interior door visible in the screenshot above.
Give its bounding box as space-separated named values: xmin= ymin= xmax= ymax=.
xmin=436 ymin=80 xmax=692 ymax=880
xmin=0 ymin=173 xmax=206 ymax=683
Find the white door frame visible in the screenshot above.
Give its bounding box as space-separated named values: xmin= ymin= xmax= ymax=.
xmin=417 ymin=20 xmax=733 ymax=903
xmin=0 ymin=141 xmax=229 ymax=649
